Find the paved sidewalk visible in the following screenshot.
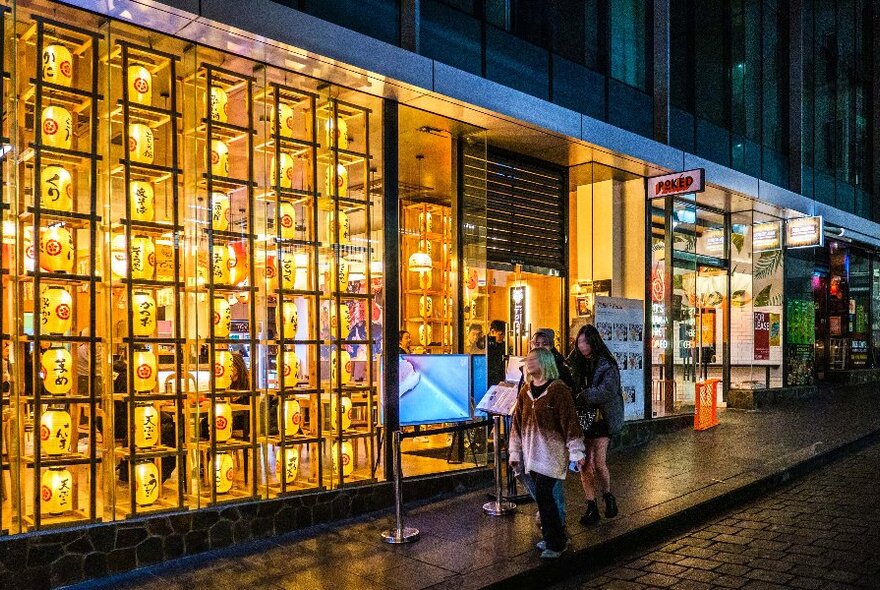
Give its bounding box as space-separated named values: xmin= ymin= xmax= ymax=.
xmin=64 ymin=385 xmax=880 ymax=590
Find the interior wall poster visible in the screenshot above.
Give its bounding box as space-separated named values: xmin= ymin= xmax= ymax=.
xmin=594 ymin=297 xmax=644 ymax=421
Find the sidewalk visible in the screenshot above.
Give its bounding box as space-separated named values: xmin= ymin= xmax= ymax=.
xmin=66 ymin=384 xmax=880 ymax=590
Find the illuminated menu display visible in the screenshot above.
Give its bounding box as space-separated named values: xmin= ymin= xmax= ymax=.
xmin=786 ymin=216 xmax=823 ymax=249
xmin=753 ymin=221 xmax=781 ymax=252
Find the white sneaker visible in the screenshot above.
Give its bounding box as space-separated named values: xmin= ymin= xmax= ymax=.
xmin=540 ymin=542 xmax=569 ymax=559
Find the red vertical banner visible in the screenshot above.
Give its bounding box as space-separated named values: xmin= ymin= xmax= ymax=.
xmin=754 ymin=311 xmax=770 ymax=360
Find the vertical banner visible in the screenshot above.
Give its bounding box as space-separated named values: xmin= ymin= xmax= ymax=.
xmin=594 ymin=297 xmax=645 ymax=421
xmin=753 ymin=311 xmax=770 ymax=361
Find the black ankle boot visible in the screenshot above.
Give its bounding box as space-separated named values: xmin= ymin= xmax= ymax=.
xmin=579 ymin=499 xmax=600 ymax=525
xmin=603 ymin=492 xmax=618 ymax=518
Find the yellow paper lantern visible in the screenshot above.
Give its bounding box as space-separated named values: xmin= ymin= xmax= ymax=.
xmin=133 ymin=347 xmax=157 ymax=392
xmin=330 ymin=303 xmax=351 ymax=337
xmin=214 ymin=400 xmax=233 ymax=442
xmin=134 ymin=460 xmax=160 ymax=506
xmin=265 ymin=255 xmax=279 ymax=291
xmin=128 ymin=123 xmax=155 ymax=164
xmin=332 ymin=257 xmax=350 ymax=292
xmin=276 ymin=446 xmax=300 ymax=484
xmin=419 ymin=211 xmax=433 ymax=234
xmin=40 ymin=165 xmax=73 ymax=212
xmin=213 ymin=296 xmax=231 ymax=338
xmin=210 ymin=139 xmax=229 ymax=177
xmin=211 ymin=243 xmax=231 ymax=284
xmin=40 ymin=407 xmax=72 ymax=455
xmin=419 ymin=324 xmax=433 ymax=346
xmin=419 ymin=271 xmax=432 ymax=290
xmin=131 ymin=235 xmax=156 ymax=280
xmin=228 ymin=242 xmax=248 ymax=286
xmin=209 ymin=85 xmax=229 ymax=123
xmin=41 ymin=344 xmax=73 ymax=395
xmin=134 ymin=402 xmax=159 ymax=448
xmin=279 ymin=251 xmax=297 ymax=290
xmin=128 ymin=65 xmax=152 ymax=105
xmin=273 ymin=153 xmax=295 ymax=189
xmin=324 ymin=164 xmax=349 ymax=198
xmin=40 ymin=225 xmax=74 ymax=273
xmin=332 ymin=441 xmax=354 ymax=477
xmin=129 ymin=181 xmax=155 ymax=222
xmin=325 ymin=117 xmax=348 ymax=149
xmin=278 ymin=397 xmax=302 ymax=436
xmin=331 ymin=349 xmax=352 ymax=385
xmin=280 ymin=300 xmax=299 ymax=340
xmin=42 ymin=105 xmax=73 ymax=149
xmin=326 ymin=210 xmax=350 ymax=245
xmin=111 ymin=234 xmax=128 ymax=278
xmin=277 ymin=102 xmax=296 ymax=138
xmin=214 ymin=452 xmax=234 ymax=494
xmin=214 ymin=350 xmax=233 ymax=390
xmin=210 ymin=192 xmax=229 ymax=231
xmin=41 ymin=467 xmax=73 ymax=515
xmin=331 ymin=395 xmax=353 ymax=431
xmin=39 ymin=285 xmax=72 ymax=335
xmin=280 ymin=349 xmax=300 ymax=388
xmin=42 ymin=44 xmax=73 ymax=87
xmin=419 ymin=295 xmax=433 ymax=318
xmin=132 ymin=291 xmax=157 ymax=337
xmin=155 ymin=240 xmax=175 ymax=282
xmin=279 ymin=201 xmax=296 ymax=239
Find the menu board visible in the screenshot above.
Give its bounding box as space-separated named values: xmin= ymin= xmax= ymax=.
xmin=594 ymin=297 xmax=645 ymax=421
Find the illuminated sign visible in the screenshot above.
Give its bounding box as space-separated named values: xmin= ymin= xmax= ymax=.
xmin=647 ymin=168 xmax=705 ymax=198
xmin=785 ymin=216 xmax=823 ymax=249
xmin=753 ymin=221 xmax=782 ymax=252
xmin=703 ymin=228 xmax=725 ymax=254
xmin=509 ymin=286 xmax=526 ymax=333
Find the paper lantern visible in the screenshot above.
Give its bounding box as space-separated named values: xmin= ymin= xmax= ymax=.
xmin=331 ymin=395 xmax=353 ymax=431
xmin=419 ymin=324 xmax=433 ymax=346
xmin=209 ymin=85 xmax=229 ymax=123
xmin=214 ymin=451 xmax=234 ymax=494
xmin=210 ymin=192 xmax=229 ymax=231
xmin=214 ymin=400 xmax=232 ymax=442
xmin=39 ymin=225 xmax=74 ymax=273
xmin=42 ymin=44 xmax=73 ymax=87
xmin=279 ymin=201 xmax=296 ymax=239
xmin=278 ymin=397 xmax=301 ymax=436
xmin=133 ymin=347 xmax=157 ymax=392
xmin=40 ymin=407 xmax=71 ymax=455
xmin=214 ymin=350 xmax=233 ymax=390
xmin=326 ymin=210 xmax=350 ymax=244
xmin=134 ymin=402 xmax=159 ymax=448
xmin=419 ymin=295 xmax=433 ymax=318
xmin=41 ymin=467 xmax=73 ymax=515
xmin=129 ymin=181 xmax=154 ymax=222
xmin=41 ymin=344 xmax=73 ymax=395
xmin=419 ymin=271 xmax=432 ymax=290
xmin=128 ymin=123 xmax=154 ymax=164
xmin=210 ymin=139 xmax=229 ymax=177
xmin=324 ymin=164 xmax=348 ymax=198
xmin=280 ymin=300 xmax=298 ymax=340
xmin=443 ymin=324 xmax=451 ymax=346
xmin=419 ymin=211 xmax=433 ymax=234
xmin=331 ymin=349 xmax=352 ymax=385
xmin=280 ymin=349 xmax=300 ymax=388
xmin=110 ymin=234 xmax=127 ymax=278
xmin=40 ymin=165 xmax=73 ymax=211
xmin=134 ymin=460 xmax=160 ymax=506
xmin=132 ymin=291 xmax=157 ymax=337
xmin=275 ymin=446 xmax=300 ymax=484
xmin=211 ymin=244 xmax=231 ymax=284
xmin=273 ymin=153 xmax=295 ymax=189
xmin=325 ymin=117 xmax=348 ymax=149
xmin=329 ymin=303 xmax=351 ymax=337
xmin=213 ymin=296 xmax=231 ymax=338
xmin=131 ymin=235 xmax=156 ymax=280
xmin=155 ymin=240 xmax=175 ymax=282
xmin=42 ymin=105 xmax=73 ymax=149
xmin=279 ymin=251 xmax=296 ymax=290
xmin=39 ymin=285 xmax=72 ymax=335
xmin=277 ymin=102 xmax=296 ymax=138
xmin=128 ymin=65 xmax=152 ymax=105
xmin=332 ymin=257 xmax=350 ymax=292
xmin=228 ymin=241 xmax=248 ymax=286
xmin=332 ymin=441 xmax=354 ymax=477
xmin=265 ymin=255 xmax=279 ymax=291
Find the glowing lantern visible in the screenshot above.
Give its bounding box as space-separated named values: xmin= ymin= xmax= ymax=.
xmin=131 ymin=235 xmax=156 ymax=280
xmin=214 ymin=400 xmax=232 ymax=442
xmin=332 ymin=257 xmax=350 ymax=291
xmin=280 ymin=300 xmax=299 ymax=340
xmin=209 ymin=85 xmax=228 ymax=123
xmin=325 ymin=117 xmax=348 ymax=149
xmin=41 ymin=344 xmax=73 ymax=395
xmin=214 ymin=350 xmax=233 ymax=390
xmin=324 ymin=164 xmax=348 ymax=198
xmin=128 ymin=123 xmax=154 ymax=164
xmin=277 ymin=102 xmax=296 ymax=138
xmin=128 ymin=65 xmax=152 ymax=105
xmin=40 ymin=165 xmax=73 ymax=211
xmin=211 ymin=243 xmax=231 ymax=284
xmin=419 ymin=211 xmax=433 ymax=234
xmin=279 ymin=201 xmax=296 ymax=239
xmin=129 ymin=181 xmax=154 ymax=222
xmin=214 ymin=452 xmax=234 ymax=494
xmin=134 ymin=460 xmax=160 ymax=506
xmin=213 ymin=296 xmax=231 ymax=338
xmin=132 ymin=347 xmax=157 ymax=392
xmin=111 ymin=234 xmax=128 ymax=278
xmin=39 ymin=225 xmax=74 ymax=273
xmin=419 ymin=324 xmax=432 ymax=346
xmin=42 ymin=44 xmax=73 ymax=87
xmin=228 ymin=241 xmax=248 ymax=285
xmin=273 ymin=153 xmax=295 ymax=189
xmin=42 ymin=105 xmax=73 ymax=149
xmin=155 ymin=240 xmax=175 ymax=282
xmin=280 ymin=349 xmax=300 ymax=388
xmin=279 ymin=251 xmax=296 ymax=290
xmin=326 ymin=210 xmax=349 ymax=244
xmin=40 ymin=406 xmax=72 ymax=455
xmin=329 ymin=303 xmax=351 ymax=337
xmin=331 ymin=349 xmax=352 ymax=385
xmin=275 ymin=446 xmax=299 ymax=484
xmin=265 ymin=255 xmax=279 ymax=290
xmin=134 ymin=402 xmax=159 ymax=448
xmin=39 ymin=285 xmax=72 ymax=335
xmin=332 ymin=441 xmax=354 ymax=477
xmin=41 ymin=467 xmax=73 ymax=515
xmin=210 ymin=192 xmax=229 ymax=231
xmin=278 ymin=397 xmax=301 ymax=436
xmin=331 ymin=395 xmax=353 ymax=431
xmin=419 ymin=295 xmax=433 ymax=318
xmin=419 ymin=271 xmax=432 ymax=290
xmin=210 ymin=139 xmax=229 ymax=177
xmin=131 ymin=291 xmax=157 ymax=337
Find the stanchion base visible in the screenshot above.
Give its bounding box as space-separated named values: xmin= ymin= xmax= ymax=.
xmin=381 ymin=527 xmax=420 ymax=544
xmin=482 ymin=500 xmax=517 ymax=516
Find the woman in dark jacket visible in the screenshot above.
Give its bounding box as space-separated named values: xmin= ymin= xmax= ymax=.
xmin=568 ymin=324 xmax=624 ymax=526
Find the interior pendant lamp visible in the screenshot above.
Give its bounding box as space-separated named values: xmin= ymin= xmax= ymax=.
xmin=408 ymin=155 xmax=433 ymax=273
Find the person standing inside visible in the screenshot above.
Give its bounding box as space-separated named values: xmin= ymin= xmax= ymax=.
xmin=568 ymin=324 xmax=623 ymax=526
xmin=509 ymin=348 xmax=584 ymax=559
xmin=532 ymin=328 xmax=574 ymax=389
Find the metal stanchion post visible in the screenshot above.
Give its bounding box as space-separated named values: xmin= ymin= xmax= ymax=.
xmin=381 ymin=430 xmax=420 ymax=544
xmin=483 ymin=414 xmax=516 ymax=516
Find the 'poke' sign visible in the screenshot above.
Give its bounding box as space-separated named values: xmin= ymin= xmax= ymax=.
xmin=647 ymin=168 xmax=705 ymax=198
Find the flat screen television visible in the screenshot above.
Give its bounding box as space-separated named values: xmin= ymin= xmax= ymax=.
xmin=399 ymin=354 xmax=471 ymax=426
